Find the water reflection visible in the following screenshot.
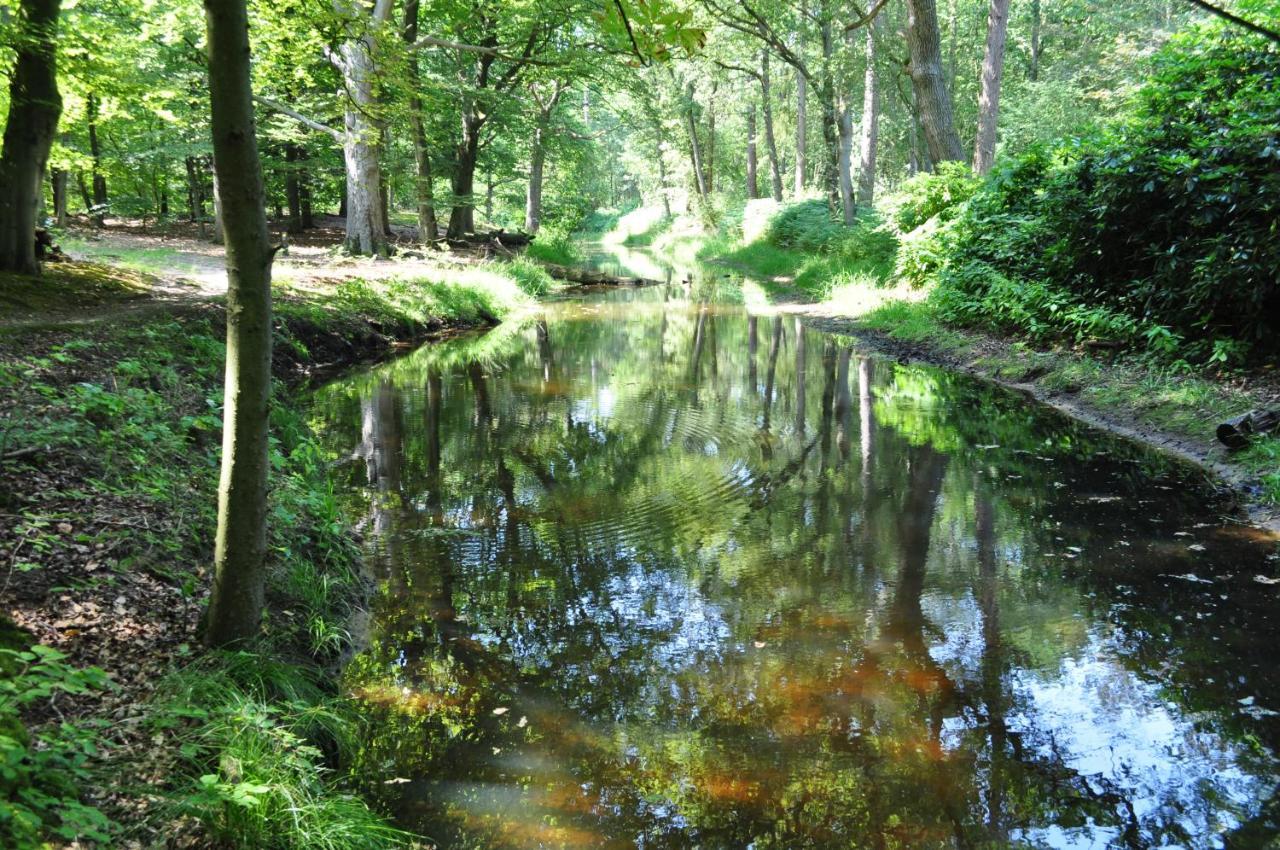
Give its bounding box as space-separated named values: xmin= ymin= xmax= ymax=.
xmin=314 ymin=262 xmax=1280 ymax=849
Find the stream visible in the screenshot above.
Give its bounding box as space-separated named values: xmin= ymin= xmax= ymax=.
xmin=312 ymin=244 xmax=1280 ymax=849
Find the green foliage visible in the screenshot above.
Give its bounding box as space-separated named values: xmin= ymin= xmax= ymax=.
xmin=881 ymin=162 xmax=981 ymax=235
xmin=502 ymin=256 xmax=556 ymax=297
xmin=765 ymin=200 xmax=845 ymax=252
xmin=525 ymin=227 xmax=581 ymax=267
xmin=153 ymin=656 xmax=411 ymax=850
xmin=0 ymin=646 xmax=113 ymax=848
xmin=934 ymin=18 xmax=1280 ymax=361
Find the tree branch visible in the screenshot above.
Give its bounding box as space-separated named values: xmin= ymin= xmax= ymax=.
xmin=253 ymin=96 xmax=343 ymax=141
xmin=844 ymin=0 xmax=896 ymax=32
xmin=1178 ymin=0 xmax=1280 ymax=43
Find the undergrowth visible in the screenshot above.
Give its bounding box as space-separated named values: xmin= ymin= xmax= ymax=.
xmin=0 ymin=262 xmax=533 ymax=846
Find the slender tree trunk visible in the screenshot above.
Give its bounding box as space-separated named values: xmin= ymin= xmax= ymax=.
xmin=838 ymin=103 xmax=855 ymax=224
xmin=210 ymin=164 xmax=225 ymax=244
xmin=185 ymin=156 xmax=202 ymax=222
xmin=794 ymin=67 xmax=807 ymax=195
xmin=656 ymin=141 xmax=672 ymax=218
xmin=746 ymin=103 xmax=759 ymax=200
xmin=525 ymin=131 xmax=547 ymax=233
xmin=706 ymin=81 xmax=718 ymax=194
xmin=759 ymin=51 xmax=784 ymax=202
xmin=51 ymin=168 xmax=68 ymax=227
xmin=947 ymin=0 xmax=958 ymax=86
xmin=75 ymin=172 xmax=91 ymax=209
xmin=299 ymin=154 xmax=313 ymax=229
xmin=857 ymin=19 xmax=880 ymax=204
xmin=819 ymin=14 xmax=844 ymax=217
xmin=403 ymin=1 xmax=437 ymax=242
xmin=973 ymin=0 xmax=1011 ymax=174
xmin=202 ymin=0 xmax=276 ymax=648
xmin=87 ymin=92 xmax=108 ymax=226
xmin=682 ymin=81 xmax=709 ymax=204
xmin=906 ymin=0 xmax=965 ymax=163
xmin=284 ymin=143 xmax=302 ymax=233
xmin=335 ymin=0 xmax=392 ymax=256
xmin=0 ymin=0 xmax=62 ymax=274
xmin=1029 ymin=0 xmax=1042 ymax=80
xmin=447 ymin=112 xmax=481 ymax=237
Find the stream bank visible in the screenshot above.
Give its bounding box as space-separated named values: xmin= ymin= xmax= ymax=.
xmin=0 ymin=259 xmax=542 ymax=847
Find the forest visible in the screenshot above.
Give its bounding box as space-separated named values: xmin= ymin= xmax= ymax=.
xmin=1 ymin=0 xmax=1279 ymax=846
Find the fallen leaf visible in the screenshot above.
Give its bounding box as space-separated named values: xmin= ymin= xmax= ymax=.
xmin=1254 ymin=575 xmax=1280 ymax=585
xmin=753 ymin=641 xmax=766 ymax=648
xmin=1188 ymin=544 xmax=1206 ymax=552
xmin=492 ymin=707 xmax=509 ymax=716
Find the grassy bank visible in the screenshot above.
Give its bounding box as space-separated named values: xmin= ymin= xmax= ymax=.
xmin=681 ymin=191 xmax=1280 ymax=512
xmin=0 ymin=257 xmax=542 ymax=847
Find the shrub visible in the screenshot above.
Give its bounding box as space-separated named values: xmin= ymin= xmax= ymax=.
xmin=882 ymin=161 xmax=981 ymax=234
xmin=525 ymin=227 xmax=580 ymax=266
xmin=938 ymin=14 xmax=1280 ymax=361
xmin=765 ymin=199 xmax=845 ymax=252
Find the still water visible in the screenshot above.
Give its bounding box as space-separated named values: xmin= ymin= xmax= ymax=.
xmin=313 ymin=248 xmax=1280 ymax=849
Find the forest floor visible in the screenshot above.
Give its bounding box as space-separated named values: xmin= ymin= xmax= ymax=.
xmin=0 ymin=224 xmax=544 ymax=847
xmin=724 ymin=262 xmax=1280 ymax=533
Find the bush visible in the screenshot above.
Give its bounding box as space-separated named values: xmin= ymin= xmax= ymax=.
xmin=882 ymin=161 xmax=981 ymax=234
xmin=937 ymin=15 xmax=1280 ymax=361
xmin=525 ymin=227 xmax=580 ymax=266
xmin=765 ymin=199 xmax=845 ymax=252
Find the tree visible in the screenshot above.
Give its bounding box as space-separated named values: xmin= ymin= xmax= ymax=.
xmin=905 ymin=0 xmax=964 ymax=163
xmin=973 ymin=0 xmax=1011 ymax=173
xmin=856 ymin=15 xmax=880 ymax=204
xmin=403 ymin=0 xmax=439 ymax=242
xmin=0 ymin=0 xmax=63 ymax=275
xmin=202 ymin=0 xmax=277 ymax=647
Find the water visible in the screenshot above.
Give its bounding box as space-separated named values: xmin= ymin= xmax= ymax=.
xmin=313 ymin=248 xmax=1280 ymax=849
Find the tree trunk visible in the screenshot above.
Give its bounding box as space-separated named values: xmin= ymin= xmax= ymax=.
xmin=403 ymin=1 xmax=437 ymax=242
xmin=857 ymin=18 xmax=880 ymax=205
xmin=447 ymin=112 xmax=482 ymax=237
xmin=210 ymin=166 xmax=225 ymax=244
xmin=284 ymin=143 xmax=302 ymax=233
xmin=525 ymin=130 xmax=546 ymax=234
xmin=794 ymin=67 xmax=807 ymax=196
xmin=336 ymin=0 xmax=392 ymax=256
xmin=87 ymin=92 xmax=108 ymax=226
xmin=185 ymin=155 xmax=203 ymax=222
xmin=973 ymin=0 xmax=1011 ymax=174
xmin=682 ymin=81 xmax=709 ymax=204
xmin=656 ymin=141 xmax=672 ymax=218
xmin=51 ymin=168 xmax=68 ymax=227
xmin=906 ymin=0 xmax=965 ymax=164
xmin=1029 ymin=0 xmax=1041 ymax=80
xmin=760 ymin=51 xmax=784 ymax=202
xmin=0 ymin=0 xmax=62 ymax=274
xmin=838 ymin=103 xmax=855 ymax=224
xmin=819 ymin=14 xmax=844 ymax=217
xmin=201 ymin=0 xmax=276 ymax=648
xmin=299 ymin=155 xmax=313 ymax=229
xmin=746 ymin=103 xmax=759 ymax=200
xmin=705 ymin=80 xmax=717 ymax=194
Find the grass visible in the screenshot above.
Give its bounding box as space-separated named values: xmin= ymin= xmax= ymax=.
xmin=525 ymin=227 xmax=581 ymax=267
xmin=0 ymin=261 xmax=156 ymax=320
xmin=59 ymin=236 xmax=218 ymax=280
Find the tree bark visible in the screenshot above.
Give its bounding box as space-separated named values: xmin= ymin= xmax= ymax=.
xmin=335 ymin=0 xmax=392 ymax=256
xmin=682 ymin=81 xmax=709 ymax=204
xmin=185 ymin=155 xmax=204 ymax=222
xmin=210 ymin=167 xmax=225 ymax=244
xmin=51 ymin=168 xmax=68 ymax=227
xmin=447 ymin=112 xmax=482 ymax=237
xmin=202 ymin=0 xmax=276 ymax=648
xmin=299 ymin=154 xmax=313 ymax=229
xmin=284 ymin=143 xmax=303 ymax=233
xmin=746 ymin=102 xmax=759 ymax=200
xmin=403 ymin=0 xmax=437 ymax=242
xmin=819 ymin=12 xmax=843 ymax=217
xmin=759 ymin=51 xmax=784 ymax=202
xmin=87 ymin=92 xmax=108 ymax=226
xmin=794 ymin=67 xmax=807 ymax=196
xmin=857 ymin=18 xmax=880 ymax=205
xmin=973 ymin=0 xmax=1011 ymax=174
xmin=906 ymin=0 xmax=965 ymax=163
xmin=0 ymin=0 xmax=62 ymax=275
xmin=525 ymin=135 xmax=546 ymax=233
xmin=838 ymin=103 xmax=855 ymax=224
xmin=656 ymin=140 xmax=672 ymax=218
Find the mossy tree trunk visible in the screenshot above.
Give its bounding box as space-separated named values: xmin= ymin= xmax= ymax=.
xmin=0 ymin=0 xmax=62 ymax=275
xmin=202 ymin=0 xmax=276 ymax=648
